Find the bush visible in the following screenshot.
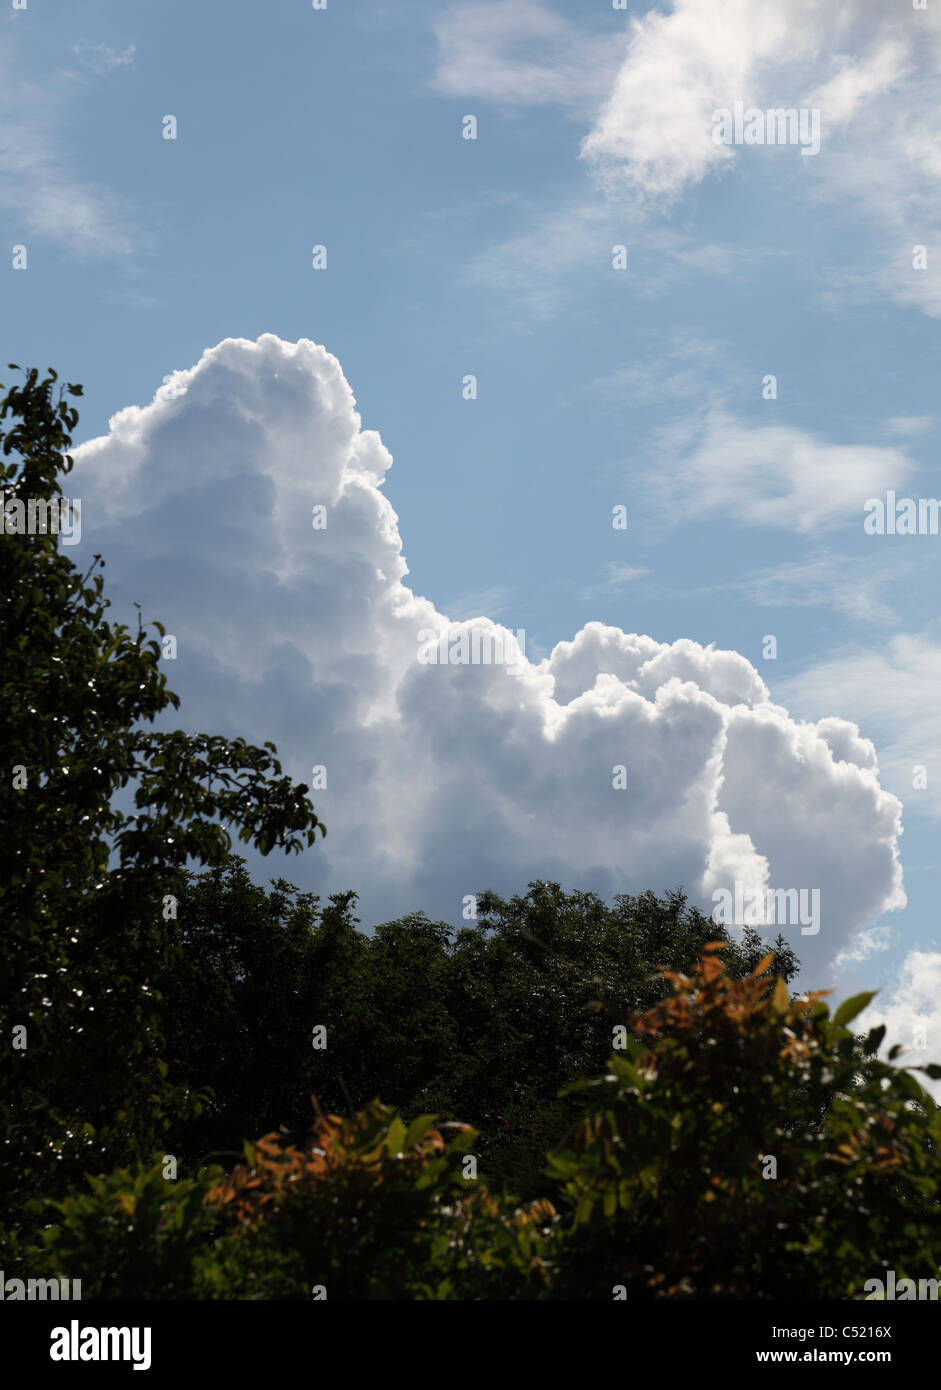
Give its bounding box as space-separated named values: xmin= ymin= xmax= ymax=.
xmin=546 ymin=943 xmax=941 ymax=1299
xmin=198 ymin=1100 xmax=553 ymax=1300
xmin=27 ymin=1161 xmax=223 ymax=1299
xmin=25 ymin=947 xmax=939 ymax=1300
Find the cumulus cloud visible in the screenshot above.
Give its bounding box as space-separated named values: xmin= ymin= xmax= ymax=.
xmin=72 ymin=336 xmax=904 ymax=976
xmin=778 ymin=633 xmax=941 ymax=819
xmin=857 ymin=951 xmax=941 ymax=1101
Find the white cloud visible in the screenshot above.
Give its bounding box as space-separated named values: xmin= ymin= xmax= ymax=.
xmin=804 ymin=39 xmax=909 ymax=128
xmin=886 ymin=416 xmax=934 ymax=437
xmin=833 ymin=923 xmax=893 ymax=969
xmin=0 ymin=36 xmax=146 ymax=260
xmin=646 ymin=406 xmax=915 ymax=534
xmin=460 ymin=202 xmax=737 ymax=318
xmin=579 ymin=0 xmax=918 ymax=200
xmin=432 ymin=0 xmax=620 ymax=112
xmin=857 ymin=951 xmax=941 ymax=1100
xmin=777 ymin=633 xmax=941 ymax=819
xmin=592 ymin=332 xmax=725 ymax=407
xmin=70 ymin=41 xmax=136 ymax=76
xmin=578 ymin=562 xmax=650 ymax=599
xmin=441 ymin=585 xmax=515 ymax=622
xmin=440 ymin=3 xmax=941 ymax=320
xmin=577 ymin=0 xmax=941 ymax=317
xmin=714 ymin=551 xmax=912 ymax=625
xmin=459 ymin=199 xmax=613 ymax=317
xmin=72 ymin=336 xmax=905 ymax=975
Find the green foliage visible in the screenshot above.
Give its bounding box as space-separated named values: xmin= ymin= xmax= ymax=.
xmin=200 ymin=1100 xmax=482 ymax=1300
xmin=0 ymin=367 xmax=325 ymax=1228
xmin=25 ymin=1103 xmax=554 ymax=1301
xmin=27 ymin=1161 xmax=224 ymax=1300
xmin=546 ymin=946 xmax=941 ymax=1299
xmin=156 ymin=859 xmax=357 ymax=1164
xmin=26 ymin=952 xmax=939 ymax=1301
xmin=156 ymin=871 xmax=798 ymax=1198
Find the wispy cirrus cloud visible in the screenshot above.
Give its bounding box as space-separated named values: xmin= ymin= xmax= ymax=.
xmin=712 ymin=551 xmax=915 ymax=626
xmin=433 ymin=0 xmax=941 ymax=318
xmin=577 ymin=562 xmax=650 ymax=600
xmin=644 ymin=406 xmax=916 ymax=535
xmin=0 ymin=33 xmax=147 ymax=261
xmin=432 ymin=0 xmax=620 ymax=113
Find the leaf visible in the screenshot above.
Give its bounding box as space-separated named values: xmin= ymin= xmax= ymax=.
xmin=701 ymin=953 xmax=723 ymax=983
xmin=832 ymin=992 xmax=877 ymax=1027
xmin=753 ymin=953 xmax=775 ymax=978
xmin=386 ymin=1116 xmax=407 ymax=1155
xmin=403 ymin=1114 xmax=437 ymax=1150
xmin=772 ymin=977 xmax=789 ymax=1012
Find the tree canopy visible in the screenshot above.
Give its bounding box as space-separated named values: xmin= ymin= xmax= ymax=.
xmin=0 ymin=366 xmax=324 ymax=1230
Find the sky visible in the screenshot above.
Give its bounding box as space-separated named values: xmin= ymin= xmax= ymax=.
xmin=3 ymin=0 xmax=941 ymax=1078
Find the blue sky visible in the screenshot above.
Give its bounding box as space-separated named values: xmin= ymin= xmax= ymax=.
xmin=4 ymin=0 xmax=941 ymax=1070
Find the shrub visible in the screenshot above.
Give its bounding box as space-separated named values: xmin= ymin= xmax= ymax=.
xmin=198 ymin=1099 xmax=554 ymax=1300
xmin=546 ymin=943 xmax=941 ymax=1299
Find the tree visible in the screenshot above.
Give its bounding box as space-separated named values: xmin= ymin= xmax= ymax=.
xmin=156 ymin=858 xmax=360 ymax=1165
xmin=153 ymin=869 xmax=799 ymax=1199
xmin=0 ymin=367 xmax=325 ymax=1233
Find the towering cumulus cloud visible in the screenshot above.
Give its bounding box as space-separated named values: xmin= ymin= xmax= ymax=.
xmin=73 ymin=336 xmax=904 ymax=976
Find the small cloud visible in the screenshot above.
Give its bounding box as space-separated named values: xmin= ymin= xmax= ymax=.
xmin=443 ymin=585 xmax=514 ymax=621
xmin=644 ymin=406 xmax=915 ymax=535
xmin=0 ymin=38 xmax=150 ymax=261
xmin=833 ymin=923 xmax=894 ymax=968
xmin=717 ymin=551 xmax=910 ymax=626
xmin=578 ymin=562 xmax=649 ymax=599
xmin=592 ymin=331 xmax=725 ymax=408
xmin=432 ymin=0 xmax=618 ymax=114
xmin=71 ymin=41 xmax=136 ymax=76
xmin=886 ymin=416 xmax=934 ymax=437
